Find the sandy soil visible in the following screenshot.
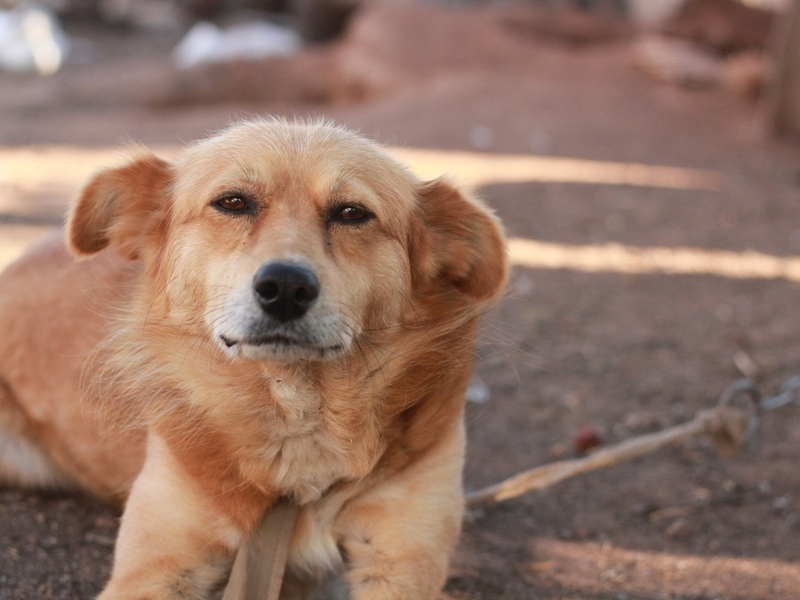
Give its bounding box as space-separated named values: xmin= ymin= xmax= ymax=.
xmin=1 ymin=4 xmax=799 ymax=599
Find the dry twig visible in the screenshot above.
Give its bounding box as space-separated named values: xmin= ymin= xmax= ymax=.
xmin=466 ymin=405 xmax=750 ymax=507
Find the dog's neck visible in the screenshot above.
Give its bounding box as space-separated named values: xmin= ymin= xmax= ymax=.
xmin=133 ymin=310 xmax=477 ymax=511
xmin=150 ymin=352 xmax=386 ymax=506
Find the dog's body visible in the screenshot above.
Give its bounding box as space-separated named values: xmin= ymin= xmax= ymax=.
xmin=0 ymin=119 xmax=507 ymax=599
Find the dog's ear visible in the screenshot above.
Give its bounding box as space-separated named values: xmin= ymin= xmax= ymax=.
xmin=67 ymin=154 xmax=172 ymax=261
xmin=411 ymin=178 xmax=508 ymax=303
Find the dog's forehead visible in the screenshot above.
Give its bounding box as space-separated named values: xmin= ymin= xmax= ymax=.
xmin=173 ymin=121 xmax=418 ymax=205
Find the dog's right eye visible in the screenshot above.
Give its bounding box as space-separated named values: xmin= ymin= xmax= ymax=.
xmin=212 ymin=195 xmax=251 ymax=214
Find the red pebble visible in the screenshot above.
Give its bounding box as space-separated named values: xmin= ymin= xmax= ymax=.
xmin=572 ymin=425 xmax=602 ymax=454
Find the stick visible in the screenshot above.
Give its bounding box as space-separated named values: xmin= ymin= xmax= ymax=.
xmin=466 ymin=406 xmax=749 ymax=507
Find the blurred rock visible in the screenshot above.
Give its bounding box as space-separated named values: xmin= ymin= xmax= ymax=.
xmin=172 ymin=19 xmax=301 ymax=69
xmin=466 ymin=376 xmax=491 ymax=405
xmin=634 ymin=33 xmax=721 ymax=87
xmin=773 ymin=495 xmax=791 ymax=511
xmin=661 ymin=0 xmax=774 ymax=56
xmin=337 ymin=3 xmax=632 ymax=99
xmin=0 ymin=5 xmax=69 ymax=75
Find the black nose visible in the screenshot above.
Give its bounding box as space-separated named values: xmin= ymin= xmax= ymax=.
xmin=253 ymin=262 xmax=320 ymax=322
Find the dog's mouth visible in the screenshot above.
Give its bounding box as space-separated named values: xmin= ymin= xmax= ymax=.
xmin=219 ymin=333 xmax=345 ymax=360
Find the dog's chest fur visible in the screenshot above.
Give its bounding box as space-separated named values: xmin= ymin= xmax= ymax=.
xmin=230 ymin=368 xmax=382 ymax=505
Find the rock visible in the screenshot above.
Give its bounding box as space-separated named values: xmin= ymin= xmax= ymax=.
xmin=661 ymin=0 xmax=775 ymax=56
xmin=172 ymin=19 xmax=302 ymax=69
xmin=0 ymin=5 xmax=69 ymax=75
xmin=572 ymin=424 xmax=603 ymax=454
xmin=466 ymin=377 xmax=491 ymax=405
xmin=633 ymin=33 xmax=722 ymax=88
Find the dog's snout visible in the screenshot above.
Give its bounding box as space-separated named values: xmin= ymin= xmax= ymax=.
xmin=253 ymin=262 xmax=320 ymax=322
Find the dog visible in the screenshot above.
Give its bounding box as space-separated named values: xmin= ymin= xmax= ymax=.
xmin=0 ymin=118 xmax=508 ymax=599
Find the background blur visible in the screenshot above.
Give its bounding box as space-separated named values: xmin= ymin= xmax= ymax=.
xmin=1 ymin=1 xmax=800 ymax=598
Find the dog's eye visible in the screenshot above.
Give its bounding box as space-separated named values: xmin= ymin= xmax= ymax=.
xmin=212 ymin=195 xmax=251 ymax=214
xmin=330 ymin=204 xmax=373 ymax=224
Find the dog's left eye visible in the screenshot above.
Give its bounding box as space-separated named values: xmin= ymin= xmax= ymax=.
xmin=212 ymin=195 xmax=251 ymax=214
xmin=330 ymin=204 xmax=373 ymax=224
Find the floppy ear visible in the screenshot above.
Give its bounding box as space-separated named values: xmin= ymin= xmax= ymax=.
xmin=411 ymin=178 xmax=508 ymax=303
xmin=66 ymin=154 xmax=172 ymax=261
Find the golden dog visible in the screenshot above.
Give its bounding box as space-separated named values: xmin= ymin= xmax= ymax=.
xmin=0 ymin=118 xmax=507 ymax=599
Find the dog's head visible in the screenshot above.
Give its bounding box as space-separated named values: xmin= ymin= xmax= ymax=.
xmin=67 ymin=119 xmax=507 ymax=363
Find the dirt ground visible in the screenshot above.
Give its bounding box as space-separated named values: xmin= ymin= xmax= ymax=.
xmin=1 ymin=3 xmax=800 ymax=599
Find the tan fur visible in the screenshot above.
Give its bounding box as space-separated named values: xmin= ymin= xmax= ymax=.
xmin=0 ymin=118 xmax=508 ymax=599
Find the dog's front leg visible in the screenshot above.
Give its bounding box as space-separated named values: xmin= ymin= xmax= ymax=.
xmin=335 ymin=422 xmax=466 ymax=600
xmin=98 ymin=433 xmax=259 ymax=600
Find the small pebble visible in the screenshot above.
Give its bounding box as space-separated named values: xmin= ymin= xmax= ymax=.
xmin=773 ymin=496 xmax=791 ymax=511
xmin=572 ymin=424 xmax=602 ymax=454
xmin=465 ymin=377 xmax=490 ymax=404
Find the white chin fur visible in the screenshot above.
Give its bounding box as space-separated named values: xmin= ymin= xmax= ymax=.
xmin=213 ymin=294 xmax=355 ymax=363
